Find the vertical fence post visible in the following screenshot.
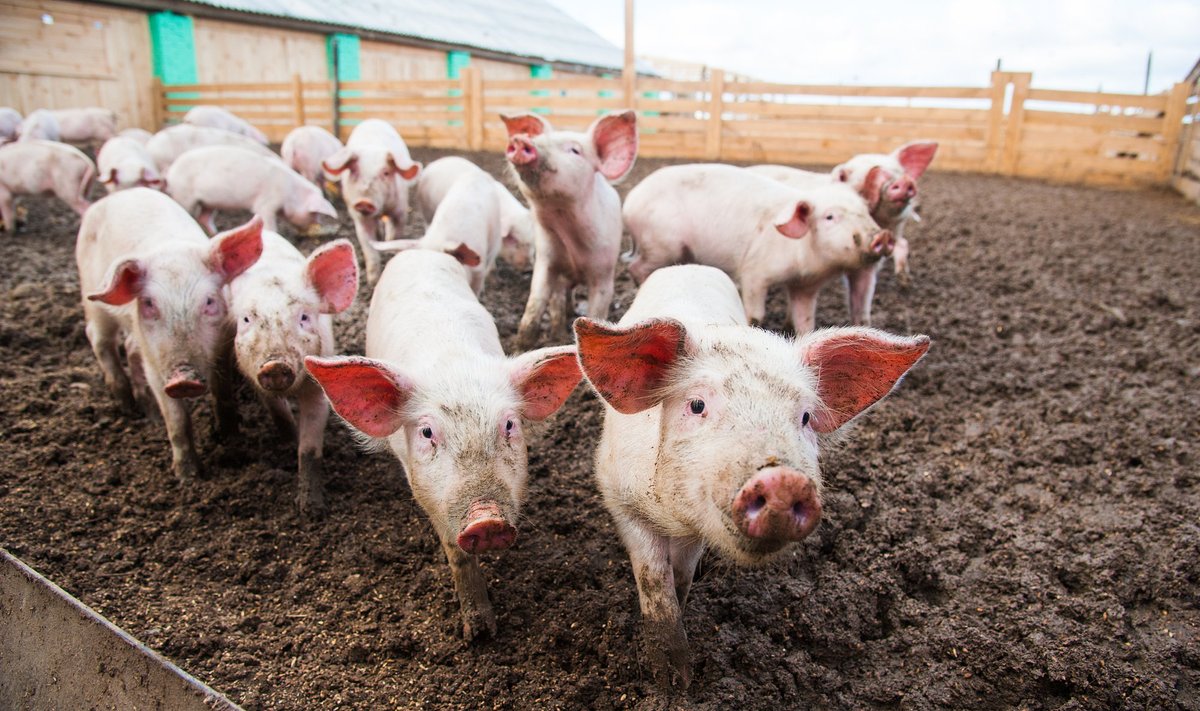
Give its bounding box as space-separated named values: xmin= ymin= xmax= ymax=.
xmin=291 ymin=73 xmax=306 ymax=128
xmin=985 ymin=71 xmax=1009 ymax=173
xmin=705 ymin=69 xmax=725 ymax=160
xmin=1001 ymin=72 xmax=1031 ymax=176
xmin=1161 ymin=82 xmax=1189 ymax=181
xmin=462 ymin=66 xmax=483 ymax=151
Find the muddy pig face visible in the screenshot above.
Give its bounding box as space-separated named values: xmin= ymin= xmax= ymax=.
xmin=502 ymin=111 xmax=638 ymax=200
xmin=575 ymin=318 xmax=930 ymax=566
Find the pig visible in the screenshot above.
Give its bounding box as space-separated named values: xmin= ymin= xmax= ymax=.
xmin=227 ymin=232 xmax=358 ymax=515
xmin=416 ymin=156 xmax=535 ymax=270
xmin=97 ymin=136 xmax=164 ymax=193
xmin=146 ymin=124 xmax=277 ymax=173
xmin=18 ymin=109 xmax=59 ymax=142
xmin=0 ymin=139 xmax=95 ymax=233
xmin=118 ymin=128 xmax=154 ymax=145
xmin=623 ymin=163 xmax=893 ymax=333
xmin=375 ymin=169 xmax=500 ymax=294
xmin=166 ymin=145 xmax=337 ymax=235
xmin=305 ymin=248 xmax=582 ymax=639
xmin=51 ymin=108 xmax=118 ymax=147
xmin=573 ymin=263 xmax=930 ymax=688
xmin=281 ymin=125 xmax=343 ymax=190
xmin=501 ymin=111 xmax=638 ymax=350
xmin=0 ymin=108 xmax=21 ymax=144
xmin=184 ymin=105 xmax=269 ymax=145
xmin=76 ymin=188 xmax=263 ymax=482
xmin=321 ymin=119 xmax=422 ymax=285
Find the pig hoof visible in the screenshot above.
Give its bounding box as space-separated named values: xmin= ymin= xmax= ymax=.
xmin=297 ymin=489 xmax=327 ymax=519
xmin=461 ymin=610 xmax=497 ymax=641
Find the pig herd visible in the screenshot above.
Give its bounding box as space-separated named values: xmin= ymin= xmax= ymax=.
xmin=3 ymin=102 xmax=936 ymax=689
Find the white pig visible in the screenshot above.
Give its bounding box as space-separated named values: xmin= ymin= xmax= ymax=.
xmin=18 ymin=109 xmax=59 ymax=142
xmin=228 ymin=232 xmax=359 ymax=515
xmin=97 ymin=136 xmax=164 ymax=193
xmin=118 ymin=128 xmax=154 ymax=145
xmin=623 ymin=163 xmax=892 ymax=333
xmin=184 ymin=105 xmax=269 ymax=145
xmin=321 ymin=119 xmax=422 ymax=284
xmin=281 ymin=125 xmax=343 ymax=189
xmin=305 ymin=248 xmax=582 ymax=639
xmin=0 ymin=108 xmax=21 ymax=144
xmin=0 ymin=140 xmax=95 ymax=232
xmin=77 ymin=189 xmax=263 ymax=482
xmin=574 ymin=264 xmax=930 ymax=688
xmin=501 ymin=111 xmax=638 ymax=350
xmin=166 ymin=144 xmax=337 ymax=235
xmin=416 ymin=156 xmax=535 ymax=270
xmin=51 ymin=108 xmax=118 ymax=146
xmin=375 ymin=169 xmax=499 ymax=294
xmin=146 ymin=124 xmax=277 ymax=173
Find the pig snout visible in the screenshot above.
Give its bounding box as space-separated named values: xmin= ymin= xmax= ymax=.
xmin=869 ymin=230 xmax=895 ymax=257
xmin=456 ymin=500 xmax=517 ymax=554
xmin=353 ymin=199 xmax=377 ymax=217
xmin=731 ymin=467 xmax=822 ymax=543
xmin=886 ymin=175 xmax=916 ymax=206
xmin=257 ymin=360 xmax=296 ymax=392
xmin=506 ymin=136 xmax=538 ymax=167
xmin=163 ymin=367 xmax=207 ymax=399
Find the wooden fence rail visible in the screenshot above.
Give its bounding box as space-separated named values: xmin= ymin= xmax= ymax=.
xmin=157 ymin=69 xmax=1194 ymax=190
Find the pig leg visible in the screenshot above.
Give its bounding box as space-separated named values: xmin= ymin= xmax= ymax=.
xmin=740 ymin=279 xmax=771 ymax=327
xmin=439 ymin=537 xmax=497 ymax=640
xmin=0 ymin=186 xmax=14 ymax=233
xmin=547 ymin=277 xmax=573 ymax=341
xmin=619 ymin=519 xmax=691 ymax=689
xmin=252 ymin=201 xmax=278 ymax=234
xmin=844 ymin=265 xmax=879 ymax=327
xmin=892 ymin=235 xmax=911 ymax=286
xmin=196 ymin=207 xmax=218 ymax=236
xmin=146 ymin=371 xmax=202 ymax=484
xmin=124 ymin=335 xmax=159 ymax=421
xmin=584 ymin=271 xmax=615 ymax=322
xmin=350 ymin=212 xmax=382 ymax=284
xmin=786 ymin=282 xmax=821 ymax=335
xmin=669 ymin=538 xmax=705 ymax=609
xmin=295 ymin=383 xmax=330 ymax=516
xmin=85 ymin=308 xmax=136 ymax=413
xmin=515 ymin=256 xmax=556 ymax=350
xmin=262 ymin=394 xmax=297 ymax=441
xmin=209 ymin=339 xmax=240 ymax=441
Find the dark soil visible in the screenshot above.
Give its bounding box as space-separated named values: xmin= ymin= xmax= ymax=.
xmin=1 ymin=147 xmax=1198 ymax=710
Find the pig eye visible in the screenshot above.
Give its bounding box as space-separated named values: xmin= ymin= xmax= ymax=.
xmin=568 ymin=145 xmax=582 ymax=156
xmin=505 ymin=419 xmax=515 ymax=433
xmin=300 ymin=313 xmax=310 ymax=323
xmin=242 ymin=316 xmax=250 ymax=324
xmin=688 ymin=399 xmax=705 ymax=415
xmin=802 ymin=411 xmax=811 ymax=427
xmin=420 ymin=426 xmax=433 ymax=439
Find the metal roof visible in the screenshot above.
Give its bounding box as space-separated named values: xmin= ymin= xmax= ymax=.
xmin=181 ymin=0 xmax=638 ymax=72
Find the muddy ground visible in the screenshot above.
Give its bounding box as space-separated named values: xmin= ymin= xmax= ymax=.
xmin=1 ymin=148 xmax=1198 ymax=710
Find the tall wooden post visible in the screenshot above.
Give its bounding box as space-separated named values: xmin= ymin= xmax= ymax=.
xmin=462 ymin=66 xmax=484 ymax=151
xmin=623 ymin=0 xmax=636 ymax=107
xmin=1001 ymin=72 xmax=1031 ymax=176
xmin=1161 ymin=81 xmax=1189 ymax=181
xmin=985 ymin=71 xmax=1009 ymax=173
xmin=291 ymin=73 xmax=306 ymax=128
xmin=151 ymin=76 xmax=165 ymax=130
xmin=705 ymin=69 xmax=725 ymax=160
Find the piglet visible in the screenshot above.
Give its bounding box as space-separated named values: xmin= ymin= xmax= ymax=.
xmin=77 ymin=188 xmax=263 ymax=483
xmin=184 ymin=105 xmax=269 ymax=145
xmin=281 ymin=125 xmax=343 ymax=191
xmin=0 ymin=108 xmax=21 ymax=144
xmin=322 ymin=119 xmax=422 ymax=284
xmin=501 ymin=111 xmax=637 ymax=349
xmin=51 ymin=108 xmax=118 ymax=147
xmin=623 ymin=163 xmax=890 ymax=332
xmin=167 ymin=144 xmax=337 ymax=235
xmin=146 ymin=124 xmax=277 ymax=173
xmin=574 ymin=264 xmax=930 ymax=688
xmin=0 ymin=140 xmax=95 ymax=232
xmin=375 ymin=169 xmax=499 ymax=294
xmin=306 ymin=248 xmax=581 ymax=639
xmin=416 ymin=156 xmax=535 ymax=270
xmin=97 ymin=136 xmax=164 ymax=193
xmin=18 ymin=109 xmax=59 ymax=142
xmin=228 ymin=232 xmax=358 ymax=515
xmin=118 ymin=128 xmax=154 ymax=145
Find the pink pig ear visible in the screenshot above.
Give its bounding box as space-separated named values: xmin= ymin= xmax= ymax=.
xmin=100 ymin=168 xmax=117 ymax=185
xmin=500 ymin=113 xmax=549 ymax=139
xmin=509 ymin=345 xmax=582 ymax=421
xmin=895 ymin=141 xmax=937 ymax=179
xmin=387 ymin=154 xmax=421 ymax=181
xmin=87 ymin=258 xmax=144 ymax=305
xmin=446 ymin=243 xmax=481 ymax=268
xmin=775 ymin=201 xmax=811 ymax=239
xmin=799 ymin=327 xmax=930 ymax=433
xmin=574 ymin=317 xmax=688 ymax=415
xmin=209 ymin=215 xmax=264 ymax=282
xmin=307 ymin=239 xmax=358 ymax=314
xmin=590 ymin=110 xmax=638 ymax=181
xmin=862 ymin=166 xmax=888 ymax=209
xmin=305 ymin=355 xmax=413 ymax=438
xmin=322 ymin=148 xmax=357 ymax=177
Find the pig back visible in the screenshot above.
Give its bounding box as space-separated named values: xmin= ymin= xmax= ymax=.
xmin=621 ymin=264 xmax=747 ymax=328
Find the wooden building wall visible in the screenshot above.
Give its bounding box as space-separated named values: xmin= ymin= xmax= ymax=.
xmin=192 ymin=17 xmax=327 ymax=83
xmin=0 ymin=0 xmax=155 ymax=129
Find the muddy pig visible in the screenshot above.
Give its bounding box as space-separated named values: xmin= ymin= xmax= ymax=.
xmin=322 ymin=119 xmax=422 ymax=284
xmin=416 ymin=155 xmax=535 ymax=270
xmin=184 ymin=105 xmax=269 ymax=145
xmin=228 ymin=231 xmax=358 ymax=516
xmin=573 ymin=264 xmax=930 ymax=687
xmin=501 ymin=110 xmax=637 ymax=349
xmin=77 ymin=188 xmax=263 ymax=483
xmin=0 ymin=139 xmax=95 ymax=232
xmin=167 ymin=145 xmax=337 ymax=235
xmin=623 ymin=163 xmax=892 ymax=332
xmin=97 ymin=136 xmax=164 ymax=193
xmin=306 ymin=248 xmax=581 ymax=639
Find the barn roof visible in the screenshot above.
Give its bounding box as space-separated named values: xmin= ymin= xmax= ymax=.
xmin=176 ymin=0 xmax=637 ymax=73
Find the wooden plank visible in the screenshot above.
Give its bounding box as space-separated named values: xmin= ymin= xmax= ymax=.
xmin=335 ymin=96 xmax=462 ymax=109
xmin=163 ymin=81 xmax=293 ymax=93
xmin=636 ymin=115 xmax=706 ymax=132
xmin=705 ymin=69 xmax=724 ymax=160
xmin=1023 ymin=109 xmax=1165 ymax=133
xmin=722 ymin=119 xmax=989 ymax=141
xmin=726 ymin=81 xmax=992 ymax=99
xmin=335 ymin=79 xmax=458 ymax=92
xmin=636 ymin=98 xmax=708 ymax=113
xmin=486 ymin=78 xmax=620 ymax=91
xmin=985 ymin=71 xmax=1008 ymax=171
xmin=639 ymin=79 xmax=710 ymax=93
xmin=1027 ymin=87 xmax=1168 ymax=111
xmin=1002 ymin=73 xmax=1031 ymax=175
xmin=1159 ymin=82 xmax=1190 ymax=179
xmin=714 ymin=101 xmax=990 ymax=123
xmin=291 ymin=74 xmax=305 ymax=126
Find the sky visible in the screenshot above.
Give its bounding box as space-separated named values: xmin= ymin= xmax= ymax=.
xmin=547 ymin=0 xmax=1199 ymax=95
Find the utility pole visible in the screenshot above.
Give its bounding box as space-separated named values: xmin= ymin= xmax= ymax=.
xmin=623 ymin=0 xmax=635 ymax=106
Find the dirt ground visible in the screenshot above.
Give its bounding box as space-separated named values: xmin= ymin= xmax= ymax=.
xmin=1 ymin=147 xmax=1198 ymax=710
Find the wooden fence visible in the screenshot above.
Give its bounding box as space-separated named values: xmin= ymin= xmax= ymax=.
xmin=157 ymin=69 xmax=1194 ymax=190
